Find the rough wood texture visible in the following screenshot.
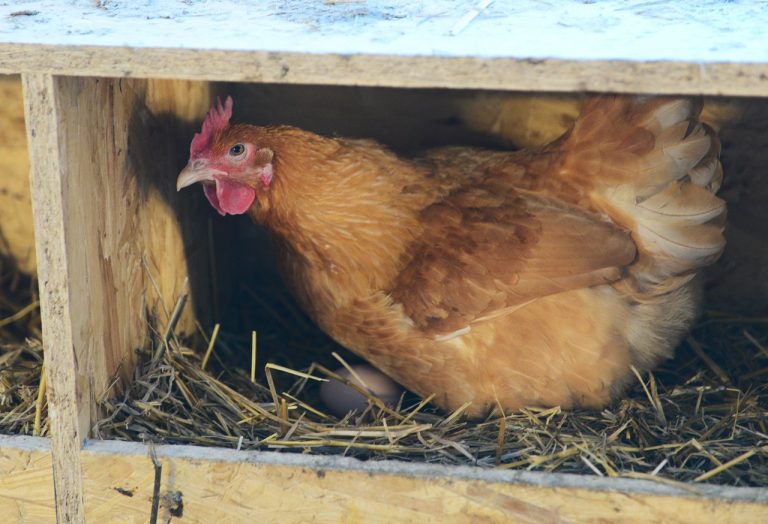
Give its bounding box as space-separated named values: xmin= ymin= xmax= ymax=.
xmin=132 ymin=78 xmax=217 ymax=332
xmin=0 ymin=1 xmax=767 ymax=96
xmin=0 ymin=75 xmax=34 ymax=273
xmin=26 ymin=74 xmax=215 ymax=404
xmin=4 ymin=436 xmax=767 ymax=523
xmin=0 ymin=436 xmax=55 ymax=523
xmin=21 ymin=74 xmax=217 ymax=520
xmin=3 ymin=1 xmax=768 ymax=60
xmin=21 ymin=72 xmax=86 ymax=523
xmin=0 ymin=44 xmax=766 ymax=97
xmin=44 ymin=74 xmax=148 ymax=416
xmin=78 ymin=440 xmax=767 ymax=524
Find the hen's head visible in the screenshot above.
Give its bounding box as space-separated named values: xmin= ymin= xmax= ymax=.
xmin=176 ymin=97 xmax=274 ymax=215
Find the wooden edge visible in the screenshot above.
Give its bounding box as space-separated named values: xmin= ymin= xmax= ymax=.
xmin=0 ymin=435 xmax=765 ymax=523
xmin=2 ymin=44 xmax=768 ymax=96
xmin=79 ymin=439 xmax=767 ymax=523
xmin=0 ymin=436 xmax=55 ymax=522
xmin=21 ymin=72 xmax=86 ymax=523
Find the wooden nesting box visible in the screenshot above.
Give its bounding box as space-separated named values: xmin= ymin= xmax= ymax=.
xmin=1 ymin=2 xmax=768 ymax=522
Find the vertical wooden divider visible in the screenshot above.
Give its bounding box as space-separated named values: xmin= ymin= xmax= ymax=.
xmin=22 ymin=74 xmax=212 ymax=521
xmin=23 ymin=73 xmax=88 ymax=522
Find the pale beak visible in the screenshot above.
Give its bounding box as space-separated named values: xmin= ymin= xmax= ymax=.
xmin=177 ymin=160 xmax=223 ymax=191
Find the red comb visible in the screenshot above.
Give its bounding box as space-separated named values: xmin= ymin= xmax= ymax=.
xmin=190 ymin=96 xmax=233 ymax=158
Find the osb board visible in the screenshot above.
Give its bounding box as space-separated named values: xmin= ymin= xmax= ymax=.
xmin=77 ymin=440 xmax=767 ymax=524
xmin=0 ymin=75 xmax=34 ymax=274
xmin=0 ymin=436 xmax=55 ymax=523
xmin=22 ymin=73 xmax=215 ymax=411
xmin=21 ymin=73 xmax=218 ymax=520
xmin=3 ymin=435 xmax=766 ymax=524
xmin=0 ymin=2 xmax=767 ymax=95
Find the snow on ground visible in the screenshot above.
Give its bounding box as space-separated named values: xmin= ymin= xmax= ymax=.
xmin=0 ymin=0 xmax=765 ymax=62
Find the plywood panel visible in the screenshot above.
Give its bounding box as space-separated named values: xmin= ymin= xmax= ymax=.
xmin=22 ymin=74 xmax=216 ymax=520
xmin=1 ymin=44 xmax=767 ymax=97
xmin=1 ymin=0 xmax=768 ymax=97
xmin=0 ymin=436 xmax=55 ymax=524
xmin=1 ymin=1 xmax=767 ymax=94
xmin=22 ymin=72 xmax=87 ymax=522
xmin=0 ymin=75 xmax=34 ymax=274
xmin=80 ymin=440 xmax=768 ymax=524
xmin=133 ymin=78 xmax=217 ymax=331
xmin=2 ymin=436 xmax=766 ymax=524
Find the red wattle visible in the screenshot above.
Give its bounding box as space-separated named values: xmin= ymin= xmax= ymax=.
xmin=203 ymin=177 xmax=256 ymax=216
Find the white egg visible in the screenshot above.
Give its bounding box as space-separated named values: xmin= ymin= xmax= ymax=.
xmin=319 ymin=365 xmax=403 ymax=418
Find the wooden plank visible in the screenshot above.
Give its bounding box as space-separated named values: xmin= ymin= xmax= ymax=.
xmin=23 ymin=74 xmax=216 ymax=416
xmin=21 ymin=73 xmax=219 ymax=520
xmin=80 ymin=440 xmax=768 ymax=523
xmin=1 ymin=44 xmax=768 ymax=97
xmin=0 ymin=75 xmax=34 ymax=274
xmin=1 ymin=1 xmax=768 ymax=95
xmin=21 ymin=72 xmax=86 ymax=523
xmin=2 ymin=435 xmax=765 ymax=523
xmin=133 ymin=78 xmax=217 ymax=332
xmin=0 ymin=436 xmax=55 ymax=523
xmin=26 ymin=73 xmax=149 ymax=419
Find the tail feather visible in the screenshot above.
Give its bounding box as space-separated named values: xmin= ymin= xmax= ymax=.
xmin=561 ymin=96 xmax=726 ymax=293
xmin=630 ymin=98 xmax=699 ymax=134
xmin=689 ymin=155 xmax=723 ymax=191
xmin=660 ymin=123 xmax=711 ymax=171
xmin=638 ymin=182 xmax=725 ymax=225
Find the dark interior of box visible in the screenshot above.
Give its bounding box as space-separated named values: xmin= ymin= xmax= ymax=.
xmin=0 ymin=252 xmax=44 ymax=436
xmin=0 ymin=75 xmax=45 ymax=437
xmin=2 ymin=80 xmax=767 ymax=485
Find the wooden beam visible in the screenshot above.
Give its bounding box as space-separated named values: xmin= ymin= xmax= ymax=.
xmin=22 ymin=74 xmax=215 ymax=415
xmin=78 ymin=440 xmax=768 ymax=523
xmin=1 ymin=1 xmax=768 ymax=96
xmin=21 ymin=73 xmax=218 ymax=520
xmin=22 ymin=72 xmax=86 ymax=523
xmin=2 ymin=45 xmax=768 ymax=97
xmin=3 ymin=436 xmax=766 ymax=523
xmin=0 ymin=436 xmax=55 ymax=523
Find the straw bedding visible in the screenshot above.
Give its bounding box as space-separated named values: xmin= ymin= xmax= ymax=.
xmin=87 ymin=278 xmax=768 ymax=487
xmin=0 ymin=255 xmax=46 ymax=437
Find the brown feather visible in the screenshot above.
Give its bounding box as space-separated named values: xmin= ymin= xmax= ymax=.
xmin=390 ymin=186 xmax=636 ymax=335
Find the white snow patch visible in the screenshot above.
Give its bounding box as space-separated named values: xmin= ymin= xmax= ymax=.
xmin=0 ymin=0 xmax=765 ymax=62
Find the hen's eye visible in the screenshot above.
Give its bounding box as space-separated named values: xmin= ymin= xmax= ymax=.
xmin=229 ymin=144 xmax=245 ymax=156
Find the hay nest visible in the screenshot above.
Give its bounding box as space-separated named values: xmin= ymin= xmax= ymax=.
xmin=94 ymin=279 xmax=768 ymax=488
xmin=0 ymin=247 xmax=765 ymax=486
xmin=0 ymin=255 xmax=46 ymax=437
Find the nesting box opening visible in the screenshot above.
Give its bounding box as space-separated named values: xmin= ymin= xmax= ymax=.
xmin=77 ymin=82 xmax=767 ymax=486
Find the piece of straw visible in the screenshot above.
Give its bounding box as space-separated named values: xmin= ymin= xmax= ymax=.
xmin=201 ymin=323 xmax=220 ymax=371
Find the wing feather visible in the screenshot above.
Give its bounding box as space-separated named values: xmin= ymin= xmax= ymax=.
xmin=389 ymin=184 xmax=637 ymax=336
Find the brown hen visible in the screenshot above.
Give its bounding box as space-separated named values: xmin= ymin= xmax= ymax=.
xmin=177 ymin=95 xmax=725 ymax=417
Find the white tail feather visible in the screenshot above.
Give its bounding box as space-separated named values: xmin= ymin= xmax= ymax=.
xmin=570 ymin=97 xmax=726 ymax=293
